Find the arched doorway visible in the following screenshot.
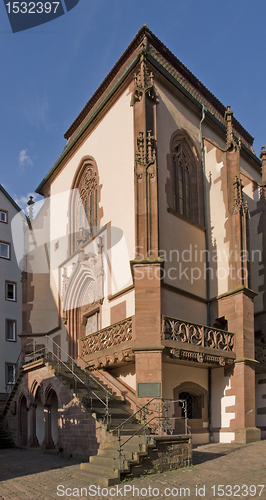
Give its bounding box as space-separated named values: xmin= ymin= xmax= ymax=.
xmin=173 ymin=382 xmax=208 ymax=437
xmin=35 ymin=386 xmax=44 ymax=445
xmin=19 ymin=395 xmax=28 ymax=447
xmin=41 ymin=387 xmax=59 ymax=450
xmin=48 ymin=389 xmax=59 ymax=445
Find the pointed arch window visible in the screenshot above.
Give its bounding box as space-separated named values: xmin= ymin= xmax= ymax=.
xmin=170 ymin=134 xmax=204 ymax=227
xmin=69 ymin=159 xmax=100 ymax=254
xmin=78 ymin=164 xmax=98 ymax=239
xmin=173 ymin=142 xmax=191 ymax=219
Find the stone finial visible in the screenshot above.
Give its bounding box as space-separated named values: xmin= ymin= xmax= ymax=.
xmin=224 ymin=105 xmax=239 ymax=151
xmin=27 ymin=195 xmax=35 ymax=221
xmin=260 ymin=146 xmax=266 ymax=186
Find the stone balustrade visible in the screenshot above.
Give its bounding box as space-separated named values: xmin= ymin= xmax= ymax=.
xmin=255 ymin=341 xmax=266 ymax=366
xmin=79 ymin=317 xmax=133 ymax=357
xmin=162 ymin=316 xmax=235 ymax=352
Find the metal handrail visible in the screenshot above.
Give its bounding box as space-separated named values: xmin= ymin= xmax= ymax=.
xmin=110 ymin=397 xmax=158 ymax=434
xmin=5 ymin=334 xmax=119 ymax=424
xmin=112 ymin=398 xmax=191 ymax=471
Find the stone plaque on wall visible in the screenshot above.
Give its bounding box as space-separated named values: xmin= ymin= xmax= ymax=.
xmin=137 ymin=383 xmax=161 ymax=398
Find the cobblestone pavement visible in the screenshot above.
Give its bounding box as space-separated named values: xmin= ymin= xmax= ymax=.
xmin=0 ymin=441 xmax=265 ymax=500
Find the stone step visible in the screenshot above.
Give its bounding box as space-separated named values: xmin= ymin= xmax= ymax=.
xmin=105 ymin=440 xmax=147 ymax=453
xmin=71 ymin=469 xmax=120 ymax=487
xmin=90 ymin=455 xmax=116 ymax=467
xmin=98 ymin=448 xmax=135 ymax=460
xmin=80 ymin=462 xmax=122 ymax=478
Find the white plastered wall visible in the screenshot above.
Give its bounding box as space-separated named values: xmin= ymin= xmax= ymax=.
xmin=47 ymin=87 xmax=135 ymax=331
xmin=156 ymin=80 xmax=207 ymax=324
xmin=110 ymin=363 xmax=136 ymax=391
xmin=162 ymin=362 xmax=209 ymax=445
xmin=212 ymin=367 xmax=235 ymax=443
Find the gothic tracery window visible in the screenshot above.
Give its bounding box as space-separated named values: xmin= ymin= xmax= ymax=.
xmin=170 ymin=134 xmax=204 ymax=226
xmin=173 ymin=142 xmax=191 ymax=219
xmin=78 ymin=165 xmax=98 ymax=237
xmin=69 ymin=160 xmax=99 ymax=254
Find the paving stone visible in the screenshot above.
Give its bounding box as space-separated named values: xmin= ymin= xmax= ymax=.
xmin=0 ymin=442 xmax=265 ymax=499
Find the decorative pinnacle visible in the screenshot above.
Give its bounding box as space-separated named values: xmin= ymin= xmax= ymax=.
xmin=224 ymin=105 xmax=233 ymax=127
xmin=27 ymin=195 xmax=35 ymax=221
xmin=27 ymin=196 xmax=34 ymax=206
xmin=260 ymin=146 xmax=266 ymax=160
xmin=260 ymin=146 xmax=266 ymax=186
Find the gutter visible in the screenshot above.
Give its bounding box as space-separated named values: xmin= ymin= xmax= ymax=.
xmin=200 ymin=105 xmax=214 ymax=443
xmin=36 ymin=48 xmax=262 ymax=195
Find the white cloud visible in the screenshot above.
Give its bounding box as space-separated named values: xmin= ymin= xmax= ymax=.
xmin=18 ymin=149 xmax=33 ymax=170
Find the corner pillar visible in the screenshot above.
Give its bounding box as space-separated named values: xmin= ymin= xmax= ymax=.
xmin=132 ymin=260 xmax=163 ymax=406
xmin=27 ymin=403 xmax=39 ymax=448
xmin=41 ymin=405 xmax=55 ymax=450
xmin=211 ymin=287 xmax=261 ymax=443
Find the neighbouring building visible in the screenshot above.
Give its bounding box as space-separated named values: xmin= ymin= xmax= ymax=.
xmin=4 ymin=26 xmax=266 ymax=459
xmin=0 ymin=185 xmax=22 ymax=411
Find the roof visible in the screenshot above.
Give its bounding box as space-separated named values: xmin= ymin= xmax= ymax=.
xmin=36 ymin=25 xmax=259 ymax=195
xmin=65 ymin=25 xmax=254 ymax=145
xmin=0 ymin=184 xmax=21 ymax=213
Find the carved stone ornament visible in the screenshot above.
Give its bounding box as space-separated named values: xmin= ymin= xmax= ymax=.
xmin=224 ymin=105 xmax=241 ymax=153
xmin=87 ymin=347 xmax=134 ymax=370
xmin=162 ymin=316 xmax=235 ymax=352
xmin=60 ymin=247 xmax=104 ymax=312
xmin=232 ymin=176 xmax=249 ymax=216
xmin=80 ymin=317 xmax=133 ymax=357
xmin=135 ymin=131 xmax=157 ymax=179
xmin=130 ymin=48 xmax=158 ymax=106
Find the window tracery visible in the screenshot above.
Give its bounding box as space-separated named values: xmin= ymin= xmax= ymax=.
xmin=69 ymin=159 xmax=99 ymax=254
xmin=170 ymin=133 xmax=204 ymax=227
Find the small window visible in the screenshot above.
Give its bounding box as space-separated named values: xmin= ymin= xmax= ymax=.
xmin=6 ymin=282 xmax=16 ymax=301
xmin=6 ymin=319 xmax=16 ymax=342
xmin=85 ymin=312 xmax=99 ymax=336
xmin=0 ymin=210 xmax=7 ymax=223
xmin=6 ymin=363 xmax=15 ymax=385
xmin=0 ymin=242 xmax=10 ymax=259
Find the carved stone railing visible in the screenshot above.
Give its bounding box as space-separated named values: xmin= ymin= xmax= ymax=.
xmin=162 ymin=316 xmax=235 ymax=352
xmin=79 ymin=317 xmax=133 ymax=357
xmin=255 ymin=341 xmax=266 ymax=366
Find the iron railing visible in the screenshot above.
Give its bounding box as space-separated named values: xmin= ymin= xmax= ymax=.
xmin=111 ymin=398 xmax=190 ymax=470
xmin=5 ymin=335 xmax=118 ymax=425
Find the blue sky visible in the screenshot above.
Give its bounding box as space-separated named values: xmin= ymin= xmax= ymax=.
xmin=0 ymin=0 xmax=266 ymax=211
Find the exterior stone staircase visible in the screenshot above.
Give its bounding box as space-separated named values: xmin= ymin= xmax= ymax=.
xmin=2 ymin=342 xmax=191 ymax=485
xmin=47 ymin=360 xmax=191 ymax=485
xmin=0 ymin=415 xmax=15 ymax=449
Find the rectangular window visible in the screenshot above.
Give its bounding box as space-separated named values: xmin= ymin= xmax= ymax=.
xmin=6 ymin=319 xmax=16 ymax=342
xmin=85 ymin=312 xmax=99 ymax=336
xmin=5 ymin=282 xmax=16 ymax=301
xmin=6 ymin=363 xmax=15 ymax=385
xmin=0 ymin=242 xmax=10 ymax=259
xmin=0 ymin=210 xmax=7 ymax=223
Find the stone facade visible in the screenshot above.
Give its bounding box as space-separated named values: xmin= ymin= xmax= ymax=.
xmin=7 ymin=26 xmax=266 ymax=458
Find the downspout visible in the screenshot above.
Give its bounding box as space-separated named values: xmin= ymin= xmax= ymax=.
xmin=199 ymin=105 xmax=213 ymax=442
xmin=199 ymin=105 xmax=210 ymax=324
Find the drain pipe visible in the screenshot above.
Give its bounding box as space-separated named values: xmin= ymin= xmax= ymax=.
xmin=200 ymin=105 xmax=213 ymax=442
xmin=199 ymin=105 xmax=210 ymax=325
